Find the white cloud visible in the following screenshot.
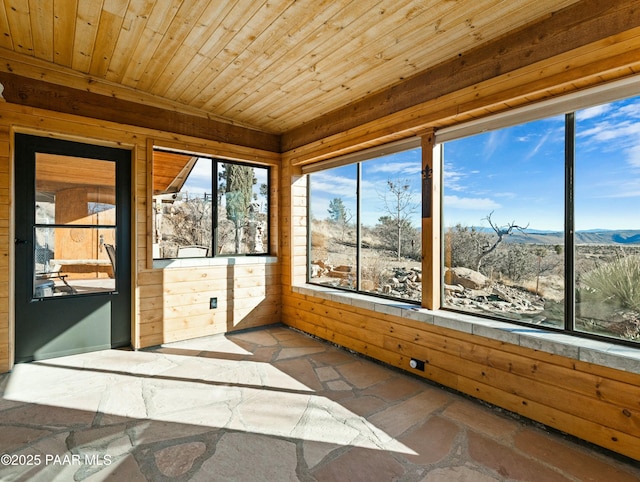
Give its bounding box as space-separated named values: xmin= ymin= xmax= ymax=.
xmin=443 ymin=163 xmax=469 ymax=192
xmin=522 ymin=130 xmax=552 ymax=161
xmin=614 ymin=101 xmax=640 ymax=119
xmin=483 ymin=130 xmax=505 ymax=157
xmin=576 ymin=104 xmax=611 ymax=121
xmin=310 ymin=171 xmax=357 ymax=198
xmin=625 ymin=143 xmax=640 ymax=168
xmin=366 ymin=161 xmax=421 ymax=176
xmin=444 ymin=194 xmax=501 ymax=210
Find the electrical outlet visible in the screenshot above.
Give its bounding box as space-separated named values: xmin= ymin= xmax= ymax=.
xmin=210 ymin=297 xmax=217 ymax=309
xmin=409 ymin=358 xmax=425 ymax=371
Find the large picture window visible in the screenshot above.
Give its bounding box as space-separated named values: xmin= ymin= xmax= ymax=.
xmin=308 ymin=145 xmax=422 ymax=303
xmin=153 ymin=149 xmax=270 ymax=258
xmin=443 ymin=115 xmax=566 ymax=327
xmin=442 ymin=94 xmax=640 ymax=345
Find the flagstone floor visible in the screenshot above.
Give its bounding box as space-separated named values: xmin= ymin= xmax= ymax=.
xmin=0 ymin=325 xmax=638 ymax=481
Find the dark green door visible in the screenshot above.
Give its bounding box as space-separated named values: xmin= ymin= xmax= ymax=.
xmin=14 ymin=134 xmax=131 ymax=363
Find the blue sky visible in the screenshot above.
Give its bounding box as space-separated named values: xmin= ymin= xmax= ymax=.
xmin=309 ymin=148 xmax=423 ymax=227
xmin=443 ymin=95 xmax=640 ymax=231
xmin=310 ymin=94 xmax=640 ymax=232
xmin=181 ymin=158 xmax=269 ymax=213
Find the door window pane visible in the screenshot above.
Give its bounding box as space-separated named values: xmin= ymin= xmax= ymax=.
xmin=36 ymin=155 xmax=115 ymax=225
xmin=34 ymin=155 xmax=116 ymax=297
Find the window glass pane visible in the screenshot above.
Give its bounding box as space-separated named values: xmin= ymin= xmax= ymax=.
xmin=443 ymin=116 xmax=565 ymax=327
xmin=34 ymin=227 xmax=116 ymax=297
xmin=36 ymin=155 xmax=116 ymax=225
xmin=154 ymin=155 xmax=212 ymax=258
xmin=575 ymin=96 xmax=640 ymax=343
xmin=216 ymin=162 xmax=269 ymax=255
xmin=360 ymin=149 xmax=422 ymax=301
xmin=309 ymin=165 xmax=357 ymax=291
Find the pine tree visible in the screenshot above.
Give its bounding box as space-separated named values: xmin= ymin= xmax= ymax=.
xmin=219 ymin=164 xmax=256 ymax=253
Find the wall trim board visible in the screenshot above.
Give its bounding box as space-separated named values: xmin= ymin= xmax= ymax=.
xmin=0 ymin=72 xmax=281 ymax=153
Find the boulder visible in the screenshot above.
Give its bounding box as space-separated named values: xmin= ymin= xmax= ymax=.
xmin=448 ymin=267 xmax=488 ymax=289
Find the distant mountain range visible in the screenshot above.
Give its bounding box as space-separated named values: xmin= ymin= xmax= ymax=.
xmin=502 ymin=229 xmax=640 ymax=245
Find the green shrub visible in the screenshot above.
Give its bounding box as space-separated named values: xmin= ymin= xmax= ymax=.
xmin=580 ymin=254 xmax=640 ymax=311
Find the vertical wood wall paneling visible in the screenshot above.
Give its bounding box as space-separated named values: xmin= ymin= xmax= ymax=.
xmin=0 ymin=101 xmax=281 ymax=372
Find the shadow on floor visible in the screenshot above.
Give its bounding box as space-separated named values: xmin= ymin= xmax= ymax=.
xmin=0 ymin=325 xmax=638 ymax=481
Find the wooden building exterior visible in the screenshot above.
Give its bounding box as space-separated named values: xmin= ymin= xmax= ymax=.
xmin=0 ymin=0 xmax=638 ymax=461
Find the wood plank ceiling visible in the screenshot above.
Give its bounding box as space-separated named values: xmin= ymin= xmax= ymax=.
xmin=0 ymin=0 xmax=580 ymax=136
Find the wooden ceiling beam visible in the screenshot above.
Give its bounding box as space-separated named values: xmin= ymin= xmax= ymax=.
xmin=0 ymin=71 xmax=281 ymax=153
xmin=282 ymin=0 xmax=640 ymax=152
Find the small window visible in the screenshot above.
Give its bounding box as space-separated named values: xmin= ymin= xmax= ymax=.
xmin=153 ymin=149 xmax=269 ymax=258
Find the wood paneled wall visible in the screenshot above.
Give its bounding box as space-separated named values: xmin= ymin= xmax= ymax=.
xmin=0 ymin=101 xmax=281 ymax=373
xmin=282 ymin=291 xmax=640 ymax=460
xmin=279 ymin=18 xmax=640 ymax=461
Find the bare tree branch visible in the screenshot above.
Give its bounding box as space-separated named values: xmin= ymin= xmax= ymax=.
xmin=475 ymin=211 xmax=529 ymax=271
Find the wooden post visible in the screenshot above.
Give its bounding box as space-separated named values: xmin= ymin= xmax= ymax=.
xmin=421 ymin=129 xmax=441 ymax=310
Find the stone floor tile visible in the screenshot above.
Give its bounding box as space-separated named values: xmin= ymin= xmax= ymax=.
xmin=246 ymin=345 xmax=280 ymax=362
xmin=84 ymin=454 xmax=147 ymax=481
xmin=336 ymin=360 xmax=393 ymax=389
xmin=420 ymin=465 xmax=502 ymax=482
xmin=339 ymin=394 xmax=389 ymax=417
xmin=289 ymin=397 xmax=366 ymax=446
xmin=302 ymin=440 xmax=342 ymax=470
xmin=0 ymin=426 xmax=52 ymax=452
xmin=268 ymin=329 xmax=324 ymax=347
xmin=258 ymin=361 xmax=318 ymax=392
xmin=361 ymin=375 xmax=423 ymax=402
xmin=276 ymin=346 xmax=327 ymax=361
xmin=314 ymin=365 xmax=340 ymax=382
xmin=231 ymin=389 xmax=311 ymax=438
xmin=154 ymin=441 xmax=206 ymax=477
xmin=306 ymin=349 xmax=357 ymax=367
xmin=442 ymin=400 xmax=520 ymax=442
xmin=514 ymin=427 xmax=640 ymax=481
xmin=467 ymin=431 xmax=572 ymax=481
xmin=192 ymin=432 xmax=299 ymax=482
xmin=0 ymin=326 xmax=637 ymax=481
xmin=228 ymin=329 xmax=280 ymax=347
xmin=273 ymin=357 xmax=324 ymax=391
xmin=311 ymin=447 xmax=405 ymax=482
xmin=325 ymin=378 xmax=353 ymax=392
xmin=69 ymin=424 xmax=128 ymax=449
xmin=2 ymin=404 xmax=96 ymax=429
xmin=97 ymin=378 xmax=148 ymax=419
xmin=128 ymin=420 xmax=213 ymax=445
xmin=368 ymin=388 xmax=453 ymax=438
xmin=0 ymin=397 xmax=23 ymax=412
xmin=399 ymin=415 xmax=461 ymax=465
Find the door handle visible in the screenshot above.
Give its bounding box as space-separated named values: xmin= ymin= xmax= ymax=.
xmin=14 ymin=238 xmax=28 ymax=245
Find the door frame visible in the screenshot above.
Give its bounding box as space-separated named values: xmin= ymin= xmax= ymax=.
xmin=9 ymin=129 xmax=136 ymax=368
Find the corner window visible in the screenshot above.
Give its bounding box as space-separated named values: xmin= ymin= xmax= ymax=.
xmin=153 ymin=149 xmax=269 ymax=258
xmin=442 ymin=94 xmax=640 ymax=345
xmin=308 ymin=143 xmax=422 ymax=303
